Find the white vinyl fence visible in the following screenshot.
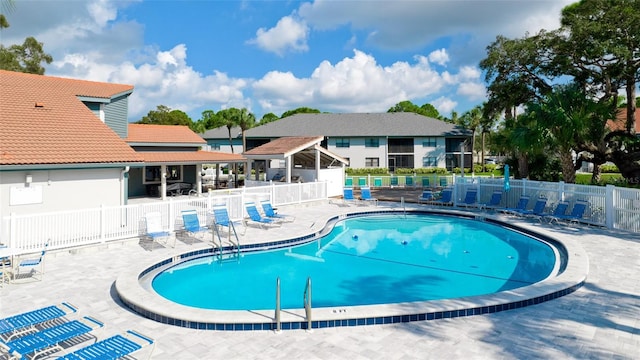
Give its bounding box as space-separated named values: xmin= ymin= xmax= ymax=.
xmin=348 ymin=174 xmax=640 ymax=233
xmin=1 ymin=181 xmax=328 ymax=254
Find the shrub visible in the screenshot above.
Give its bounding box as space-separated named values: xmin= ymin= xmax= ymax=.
xmin=600 ymin=164 xmax=620 ymax=173
xmin=345 ymin=167 xmax=389 ymax=175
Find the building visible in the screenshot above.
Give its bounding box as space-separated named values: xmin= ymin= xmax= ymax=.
xmin=0 ymin=70 xmax=143 ymax=216
xmin=236 ymin=112 xmax=472 ymax=172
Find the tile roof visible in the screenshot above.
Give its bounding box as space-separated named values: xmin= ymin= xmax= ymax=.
xmin=0 ymin=70 xmax=142 ymax=166
xmin=243 ymin=136 xmax=323 ymax=157
xmin=242 ymin=112 xmax=471 ymax=138
xmin=200 ymin=126 xmax=242 ymax=139
xmin=607 ymin=108 xmax=640 ymax=133
xmin=137 ymin=151 xmax=245 ymax=164
xmin=126 ymin=124 xmax=206 ymax=144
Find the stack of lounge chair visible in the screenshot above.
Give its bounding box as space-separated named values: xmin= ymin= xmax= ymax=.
xmin=0 ymin=303 xmax=154 ymax=360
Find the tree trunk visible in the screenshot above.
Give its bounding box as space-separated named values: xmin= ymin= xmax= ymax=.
xmin=559 ymin=149 xmax=576 ymax=184
xmin=481 ymin=132 xmax=486 ymax=172
xmin=625 ymin=71 xmax=637 ymax=134
xmin=517 ymin=153 xmax=529 ymax=179
xmin=591 ymin=163 xmax=602 ymax=184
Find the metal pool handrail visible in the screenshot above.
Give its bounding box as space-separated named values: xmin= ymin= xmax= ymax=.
xmin=304 ymin=277 xmax=312 ymax=331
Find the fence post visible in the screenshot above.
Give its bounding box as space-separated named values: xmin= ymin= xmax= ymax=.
xmin=169 ymin=198 xmax=175 ymax=232
xmin=100 ymin=204 xmax=106 ymax=243
xmin=605 ymin=184 xmax=615 ymax=229
xmin=558 ymin=181 xmax=565 ymax=201
xmin=9 ymin=212 xmax=16 ymax=248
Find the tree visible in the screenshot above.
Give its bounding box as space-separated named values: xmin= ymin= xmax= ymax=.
xmin=136 ymin=105 xmax=194 ymax=128
xmin=458 ymin=106 xmax=483 ymax=166
xmin=0 ymin=3 xmax=53 ymax=75
xmin=281 ymin=107 xmax=320 ymax=118
xmin=560 ymin=0 xmax=640 ymax=134
xmin=387 ymin=100 xmax=441 ymax=119
xmin=235 ymin=108 xmax=256 ymax=154
xmin=259 ymin=112 xmax=279 ymax=125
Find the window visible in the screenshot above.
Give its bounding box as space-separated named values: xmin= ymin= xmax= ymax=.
xmin=210 ymin=143 xmax=221 ymax=150
xmin=335 ymin=138 xmax=350 ymax=148
xmin=144 ymin=165 xmax=183 ymax=183
xmin=388 ymin=138 xmax=413 ymax=153
xmin=422 ymin=137 xmax=436 ymax=147
xmin=365 ymin=138 xmax=379 ymax=147
xmin=365 ymin=157 xmax=379 ymax=167
xmin=422 ymin=156 xmax=437 ymax=167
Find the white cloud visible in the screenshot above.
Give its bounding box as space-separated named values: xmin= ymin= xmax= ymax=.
xmin=432 ymin=97 xmax=458 ymax=115
xmin=457 ymin=82 xmax=486 ymax=101
xmin=428 ymin=49 xmax=449 ymax=66
xmin=253 ymin=49 xmax=477 ymax=115
xmin=248 ymin=15 xmax=309 ymax=56
xmin=87 ymin=0 xmax=118 ymax=27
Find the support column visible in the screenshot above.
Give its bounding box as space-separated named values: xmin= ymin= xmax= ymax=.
xmin=285 ymin=156 xmax=292 ymax=183
xmin=196 ymin=163 xmax=203 ymax=195
xmin=161 ymin=164 xmax=167 ymax=201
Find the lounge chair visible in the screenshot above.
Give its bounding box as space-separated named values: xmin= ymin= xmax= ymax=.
xmin=359 ymin=186 xmax=378 ymax=206
xmin=390 ymin=177 xmax=399 ymax=188
xmin=373 ymin=177 xmax=383 ymax=187
xmin=357 ymin=177 xmax=367 ymax=187
xmin=0 ymin=302 xmax=78 ymax=342
xmin=513 ymin=197 xmax=547 ymax=217
xmin=244 ymin=202 xmax=280 ymax=229
xmin=499 ymin=195 xmax=530 ymax=215
xmin=0 ymin=316 xmax=103 ymax=360
xmin=143 ymin=212 xmax=173 ymax=247
xmin=478 ymin=190 xmax=502 ymax=210
xmin=180 ymin=209 xmax=209 ymax=240
xmin=13 ymin=242 xmax=48 ymax=281
xmin=56 ymin=329 xmax=155 ymax=360
xmin=210 ymin=204 xmax=244 ymax=235
xmin=345 ymin=178 xmax=353 ymax=187
xmin=432 ymin=188 xmax=453 ymax=206
xmin=548 ymin=200 xmax=588 ymax=223
xmin=439 ymin=177 xmax=448 ymax=188
xmin=421 ymin=177 xmax=431 ymax=188
xmin=539 ymin=201 xmax=570 ymax=222
xmin=459 ymin=189 xmax=478 ymax=208
xmin=260 ymin=200 xmax=295 ymax=222
xmin=343 ymin=187 xmax=356 ymax=205
xmin=418 ymin=190 xmax=434 ymax=203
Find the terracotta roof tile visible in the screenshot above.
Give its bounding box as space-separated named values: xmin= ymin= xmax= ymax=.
xmin=243 ymin=136 xmax=323 ymax=156
xmin=0 ymin=70 xmax=142 ymax=166
xmin=126 ymin=124 xmax=206 ymax=144
xmin=137 ymin=151 xmax=245 ymax=164
xmin=607 ymin=108 xmax=640 ymax=133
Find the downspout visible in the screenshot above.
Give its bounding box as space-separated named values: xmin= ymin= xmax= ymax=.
xmin=120 ymin=166 xmax=130 ymax=206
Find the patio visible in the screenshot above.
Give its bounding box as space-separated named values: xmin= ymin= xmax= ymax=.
xmin=1 ymin=200 xmax=639 ymax=359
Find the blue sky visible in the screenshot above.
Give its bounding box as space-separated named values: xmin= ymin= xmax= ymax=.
xmin=1 ymin=0 xmax=572 ymax=121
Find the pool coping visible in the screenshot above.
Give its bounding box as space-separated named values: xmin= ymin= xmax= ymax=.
xmin=115 ymin=208 xmax=589 ymax=331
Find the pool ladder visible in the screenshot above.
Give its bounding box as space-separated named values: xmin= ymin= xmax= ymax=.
xmin=274 ymin=277 xmax=312 ymax=332
xmin=211 ymin=221 xmax=240 ymax=263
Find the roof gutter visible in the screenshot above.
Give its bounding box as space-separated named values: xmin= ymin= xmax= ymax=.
xmin=0 ymin=162 xmax=144 ymax=171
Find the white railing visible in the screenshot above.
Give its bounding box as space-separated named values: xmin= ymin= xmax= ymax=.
xmin=1 ymin=181 xmax=328 ymax=254
xmin=348 ymin=174 xmax=640 ymax=233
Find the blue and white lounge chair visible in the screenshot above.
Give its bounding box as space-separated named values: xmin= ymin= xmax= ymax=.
xmin=210 ymin=204 xmax=244 ymax=234
xmin=260 ymin=200 xmax=295 ymax=222
xmin=180 ymin=209 xmax=209 ymax=240
xmin=56 ymin=329 xmax=155 ymax=360
xmin=459 ymin=189 xmax=478 ymax=207
xmin=343 ymin=188 xmax=356 ymax=205
xmin=245 ymin=202 xmax=280 ymax=229
xmin=540 ymin=201 xmax=570 ymax=222
xmin=513 ymin=197 xmax=547 ymax=217
xmin=359 ymin=186 xmax=378 ymax=206
xmin=0 ymin=316 xmax=103 ymax=360
xmin=0 ymin=302 xmax=77 ymax=341
xmin=13 ymin=243 xmax=48 ymax=281
xmin=499 ymin=195 xmax=530 ymax=215
xmin=418 ymin=190 xmax=434 ymax=203
xmin=478 ymin=190 xmax=502 ymax=210
xmin=548 ymin=200 xmax=588 ymax=223
xmin=432 ymin=188 xmax=453 ymax=206
xmin=143 ymin=212 xmax=173 ymax=247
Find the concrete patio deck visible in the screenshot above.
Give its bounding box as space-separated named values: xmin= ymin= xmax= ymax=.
xmin=1 ymin=200 xmax=639 ymax=359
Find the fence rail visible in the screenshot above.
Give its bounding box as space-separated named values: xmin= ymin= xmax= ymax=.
xmin=1 ymin=181 xmax=328 ymax=254
xmin=3 ymin=177 xmax=639 ymax=255
xmin=347 ymin=174 xmax=640 ymax=233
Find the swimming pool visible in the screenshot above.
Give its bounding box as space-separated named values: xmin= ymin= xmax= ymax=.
xmin=116 ymin=209 xmax=588 ymax=331
xmin=152 ymin=214 xmax=557 ymax=310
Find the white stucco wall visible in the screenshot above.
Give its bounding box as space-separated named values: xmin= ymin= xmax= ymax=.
xmin=327 ymin=137 xmax=388 ymax=168
xmin=415 ymin=137 xmax=448 ymax=168
xmin=0 ymin=168 xmax=124 ymax=217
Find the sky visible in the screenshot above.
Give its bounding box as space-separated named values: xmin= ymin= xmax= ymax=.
xmin=1 ymin=0 xmax=574 ymax=122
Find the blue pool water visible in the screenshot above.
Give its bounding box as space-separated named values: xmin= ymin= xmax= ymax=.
xmin=152 ymin=214 xmax=557 ymax=311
